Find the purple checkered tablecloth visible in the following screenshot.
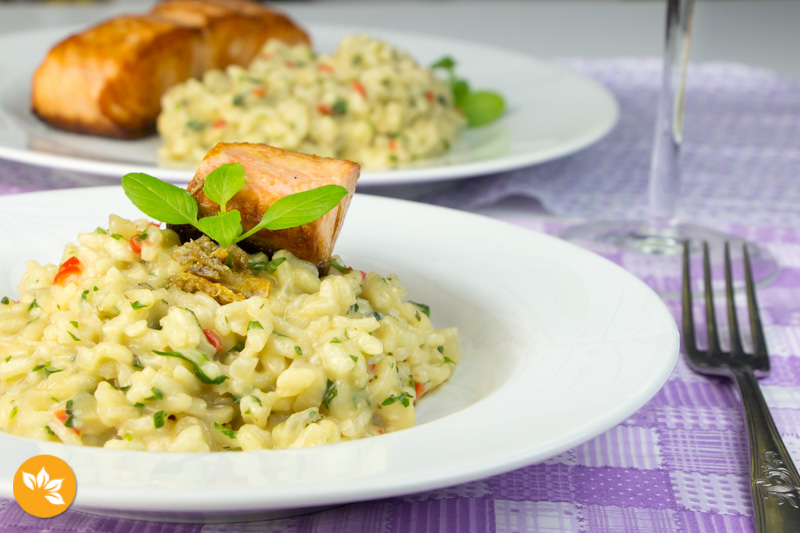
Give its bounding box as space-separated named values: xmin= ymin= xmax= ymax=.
xmin=0 ymin=59 xmax=799 ymax=532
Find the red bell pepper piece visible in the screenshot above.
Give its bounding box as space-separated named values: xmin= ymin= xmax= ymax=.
xmin=203 ymin=329 xmax=223 ymax=354
xmin=53 ymin=257 xmax=82 ymax=286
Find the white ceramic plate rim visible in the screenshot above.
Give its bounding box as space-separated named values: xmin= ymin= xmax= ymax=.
xmin=0 ymin=188 xmax=677 ymax=519
xmin=0 ymin=23 xmax=618 ymax=186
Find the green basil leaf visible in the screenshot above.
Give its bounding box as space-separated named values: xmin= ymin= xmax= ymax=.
xmin=459 ymin=90 xmax=505 ymax=127
xmin=260 ymin=184 xmax=348 ymax=230
xmin=122 ymin=173 xmax=198 ymax=225
xmin=430 ymin=56 xmax=455 ymax=70
xmin=239 ymin=184 xmax=348 ymax=239
xmin=451 ymin=79 xmax=470 ymax=107
xmin=202 ymin=162 xmax=246 ymax=214
xmin=196 ymin=211 xmax=242 ymax=248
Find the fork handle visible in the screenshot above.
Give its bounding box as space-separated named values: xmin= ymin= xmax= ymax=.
xmin=733 ymin=368 xmax=800 ymax=531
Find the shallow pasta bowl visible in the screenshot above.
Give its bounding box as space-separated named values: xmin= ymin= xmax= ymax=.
xmin=0 ymin=188 xmax=678 ymax=522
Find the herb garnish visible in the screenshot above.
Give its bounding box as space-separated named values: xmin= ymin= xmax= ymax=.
xmin=250 ymin=256 xmax=286 ymax=273
xmin=186 ymin=120 xmax=205 ymax=131
xmin=330 ymin=259 xmax=352 ymax=274
xmin=145 ymin=387 xmax=164 ymax=401
xmin=153 ymin=349 xmax=228 ymax=385
xmin=153 ymin=410 xmax=167 ymax=429
xmin=62 ymin=400 xmax=75 ymax=427
xmin=122 ymin=163 xmax=348 ymax=248
xmin=410 ymin=301 xmax=430 ymax=317
xmin=33 ymin=361 xmax=63 ymax=377
xmin=381 ymin=392 xmax=413 ymax=408
xmin=331 ymin=99 xmax=347 ymax=115
xmin=431 ymin=56 xmax=505 ymax=127
xmin=323 ymin=379 xmax=338 ymax=408
xmin=214 ymin=422 xmax=237 ymax=439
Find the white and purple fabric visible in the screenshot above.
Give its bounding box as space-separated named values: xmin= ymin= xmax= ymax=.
xmin=0 ymin=59 xmax=799 ymax=532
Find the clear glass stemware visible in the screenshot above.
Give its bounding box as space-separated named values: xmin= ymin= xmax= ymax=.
xmin=559 ymin=0 xmax=778 ymax=293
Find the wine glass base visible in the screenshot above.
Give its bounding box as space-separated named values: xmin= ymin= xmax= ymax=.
xmin=559 ymin=220 xmax=778 ymax=296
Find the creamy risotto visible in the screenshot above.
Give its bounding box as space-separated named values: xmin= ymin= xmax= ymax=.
xmin=157 ymin=35 xmax=465 ymax=169
xmin=0 ymin=216 xmax=459 ymax=451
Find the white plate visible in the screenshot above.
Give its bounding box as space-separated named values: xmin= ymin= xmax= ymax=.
xmin=0 ymin=188 xmax=676 ymax=522
xmin=0 ymin=24 xmax=618 ymax=186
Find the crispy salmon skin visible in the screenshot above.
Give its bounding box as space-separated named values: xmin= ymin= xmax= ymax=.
xmin=185 ymin=143 xmax=359 ymax=271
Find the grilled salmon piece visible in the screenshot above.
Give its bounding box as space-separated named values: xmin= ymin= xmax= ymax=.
xmin=194 ymin=0 xmax=311 ymax=45
xmin=31 ymin=15 xmax=203 ymax=139
xmin=31 ymin=0 xmax=308 ymax=139
xmin=151 ymin=0 xmax=309 ymax=70
xmin=186 ymin=142 xmax=359 ymax=271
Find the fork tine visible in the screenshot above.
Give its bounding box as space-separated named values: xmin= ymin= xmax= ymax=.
xmin=724 ymin=242 xmax=744 ymax=355
xmin=702 ymin=242 xmax=721 ymax=355
xmin=682 ymin=241 xmax=698 ymax=356
xmin=743 ymin=244 xmax=768 ymax=358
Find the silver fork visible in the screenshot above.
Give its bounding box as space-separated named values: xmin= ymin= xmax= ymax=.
xmin=682 ymin=241 xmax=800 ymax=531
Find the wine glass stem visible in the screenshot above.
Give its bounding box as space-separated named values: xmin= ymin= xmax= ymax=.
xmin=647 ymin=0 xmax=696 ymax=234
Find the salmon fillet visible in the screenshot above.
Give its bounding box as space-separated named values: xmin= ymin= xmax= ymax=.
xmin=31 ymin=15 xmax=203 ymax=139
xmin=151 ymin=0 xmax=309 ymax=71
xmin=31 ymin=0 xmax=309 ymax=139
xmin=193 ymin=0 xmax=311 ymax=45
xmin=185 ymin=142 xmax=360 ymax=271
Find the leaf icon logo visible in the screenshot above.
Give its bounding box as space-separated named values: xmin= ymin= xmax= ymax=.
xmin=13 ymin=455 xmax=76 ymax=518
xmin=21 ymin=467 xmax=66 ymax=505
